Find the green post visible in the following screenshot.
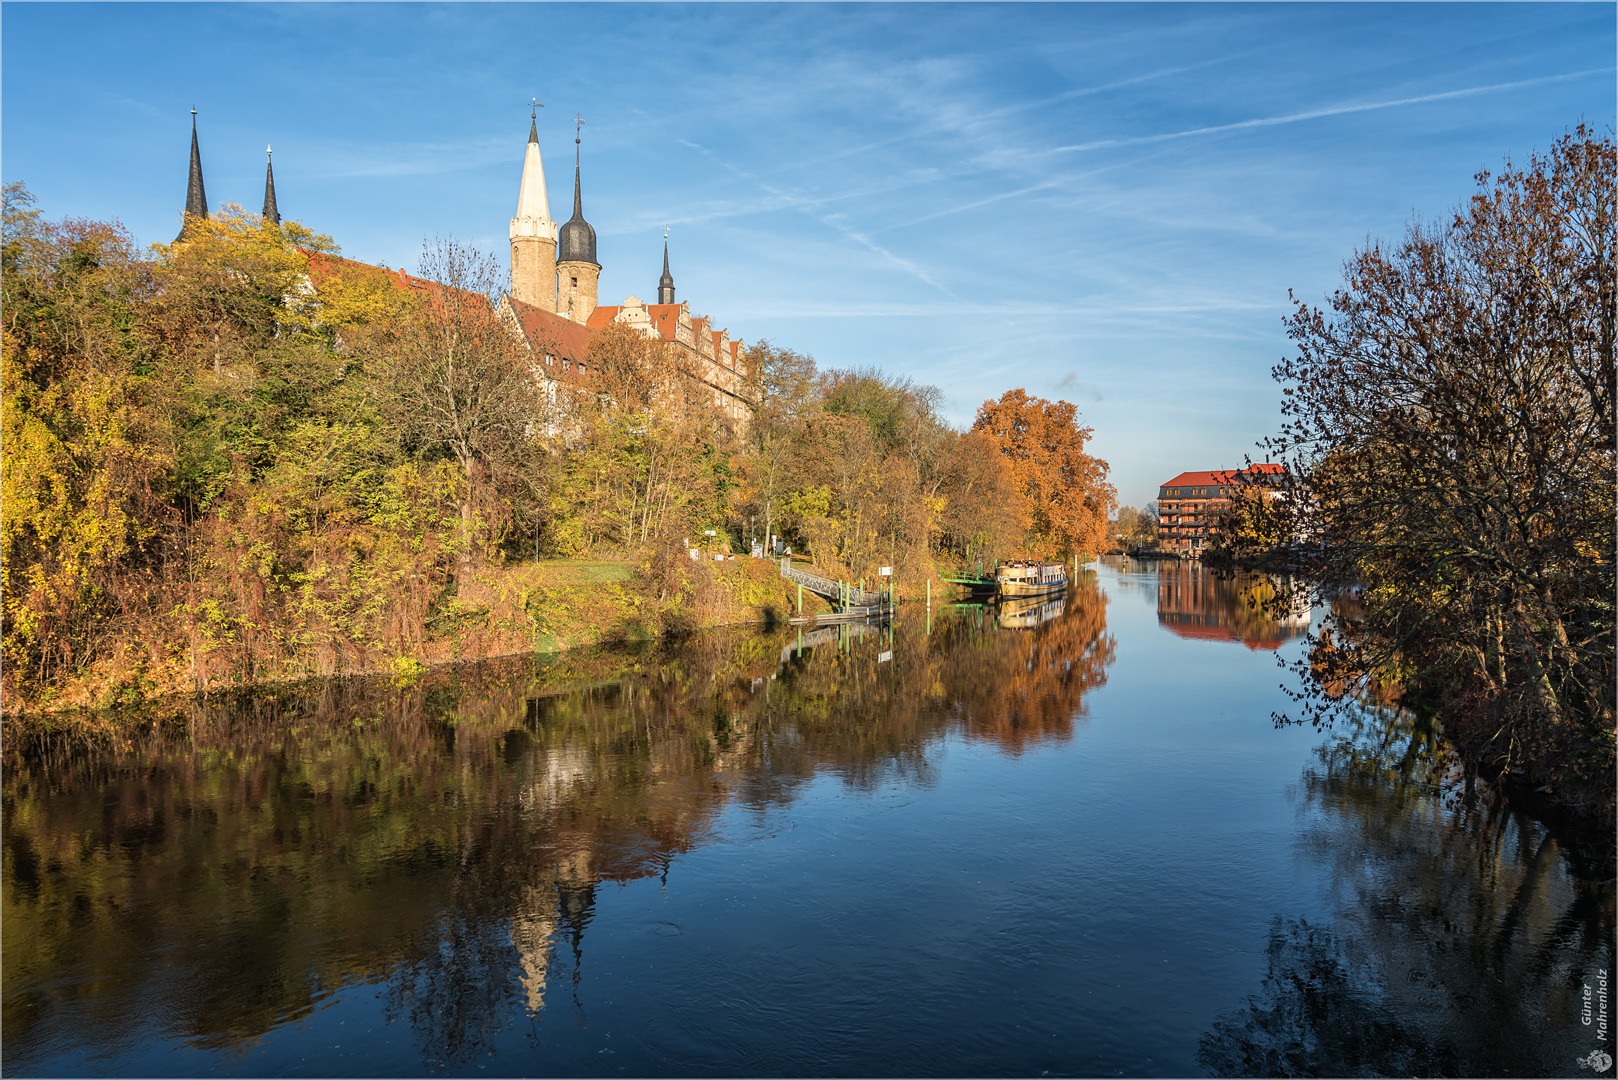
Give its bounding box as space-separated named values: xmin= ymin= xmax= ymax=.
xmin=927 ymin=578 xmax=931 ymax=607
xmin=797 ymin=583 xmax=802 ymax=614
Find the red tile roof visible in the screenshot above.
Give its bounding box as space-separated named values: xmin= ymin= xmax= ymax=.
xmin=585 ymin=305 xmax=621 ymax=331
xmin=645 ymin=303 xmax=686 ymax=341
xmin=1160 ymin=463 xmax=1285 ymax=489
xmin=506 ymin=295 xmax=590 ymax=364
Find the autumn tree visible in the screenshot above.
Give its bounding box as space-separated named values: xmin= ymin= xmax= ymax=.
xmin=369 ymin=240 xmax=542 ymax=579
xmin=1 ymin=186 xmax=168 ymax=698
xmin=1136 ymin=500 xmax=1159 ymax=545
xmin=1256 ymin=126 xmax=1615 ymax=822
xmin=735 ymin=340 xmax=818 ymax=551
xmin=935 ymin=429 xmax=1027 ymax=567
xmin=971 ymin=389 xmax=1115 ymax=559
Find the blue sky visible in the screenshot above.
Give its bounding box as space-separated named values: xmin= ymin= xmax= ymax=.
xmin=3 ymin=3 xmax=1612 ymax=505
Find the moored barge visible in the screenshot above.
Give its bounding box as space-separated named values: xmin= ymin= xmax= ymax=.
xmin=995 ymin=560 xmax=1068 ymax=600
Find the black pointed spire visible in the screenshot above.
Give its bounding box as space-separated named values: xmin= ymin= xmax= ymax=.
xmin=557 ymin=126 xmax=597 ymax=265
xmin=657 ymin=237 xmax=675 ymax=304
xmin=261 ymin=145 xmax=281 ymax=225
xmin=175 ymin=108 xmax=208 ymax=242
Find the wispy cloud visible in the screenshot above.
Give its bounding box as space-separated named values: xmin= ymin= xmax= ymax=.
xmin=678 ymin=138 xmax=959 ymax=298
xmin=1051 ymin=69 xmax=1609 ymax=154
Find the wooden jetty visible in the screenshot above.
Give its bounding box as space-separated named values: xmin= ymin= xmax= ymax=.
xmin=780 ymin=559 xmax=896 ymax=625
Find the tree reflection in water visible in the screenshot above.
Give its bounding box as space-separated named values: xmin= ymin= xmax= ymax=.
xmin=2 ymin=578 xmax=1113 ymax=1070
xmin=1200 ymin=706 xmax=1615 ymax=1077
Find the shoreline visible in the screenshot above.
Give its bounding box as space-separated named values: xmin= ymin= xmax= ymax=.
xmin=1 ymin=556 xmax=835 ymax=725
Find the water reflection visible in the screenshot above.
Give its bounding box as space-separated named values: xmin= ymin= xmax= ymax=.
xmin=1156 ymin=561 xmax=1308 ymax=649
xmin=1199 ymin=706 xmax=1615 ymax=1077
xmin=2 ymin=580 xmax=1114 ymax=1072
xmin=996 ymin=594 xmax=1065 ymax=630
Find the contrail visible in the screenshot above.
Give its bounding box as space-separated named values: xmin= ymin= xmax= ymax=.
xmin=1052 ymin=68 xmax=1609 ymax=154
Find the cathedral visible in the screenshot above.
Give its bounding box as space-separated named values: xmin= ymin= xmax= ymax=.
xmin=172 ymin=110 xmax=752 ymax=423
xmin=497 ymin=112 xmax=751 ymax=423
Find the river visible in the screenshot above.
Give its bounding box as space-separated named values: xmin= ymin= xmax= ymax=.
xmin=3 ymin=557 xmax=1612 ymax=1077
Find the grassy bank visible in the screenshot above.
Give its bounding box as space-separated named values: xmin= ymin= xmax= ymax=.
xmin=4 ymin=555 xmax=833 ymax=719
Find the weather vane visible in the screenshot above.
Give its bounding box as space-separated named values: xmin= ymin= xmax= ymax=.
xmin=663 ymin=223 xmax=670 ymax=241
xmin=529 ymin=98 xmax=544 ymax=118
xmin=575 ymin=112 xmax=585 ymax=142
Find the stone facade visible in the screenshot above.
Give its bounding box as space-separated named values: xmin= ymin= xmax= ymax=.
xmin=556 ymin=260 xmax=599 ymax=324
xmin=510 ymin=232 xmax=558 ymax=312
xmin=506 ymin=120 xmax=751 ymax=425
xmin=586 ymin=299 xmax=750 ymax=424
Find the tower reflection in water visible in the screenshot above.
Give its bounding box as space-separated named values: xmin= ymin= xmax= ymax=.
xmin=2 ymin=581 xmax=1114 ymax=1070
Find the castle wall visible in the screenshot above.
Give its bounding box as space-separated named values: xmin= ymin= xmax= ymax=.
xmin=511 ymin=233 xmax=557 ymax=312
xmin=557 ymin=261 xmax=599 ymax=323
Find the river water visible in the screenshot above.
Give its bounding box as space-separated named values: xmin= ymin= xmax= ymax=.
xmin=3 ymin=558 xmax=1612 ymax=1077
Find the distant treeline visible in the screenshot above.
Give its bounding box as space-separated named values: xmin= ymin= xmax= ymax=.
xmin=0 ymin=185 xmax=1114 ymax=708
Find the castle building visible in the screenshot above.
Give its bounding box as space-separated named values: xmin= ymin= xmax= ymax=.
xmin=497 ymin=116 xmax=751 ymax=424
xmin=172 ymin=109 xmax=753 ymax=426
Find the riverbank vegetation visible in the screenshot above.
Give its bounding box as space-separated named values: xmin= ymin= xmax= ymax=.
xmin=1 ymin=184 xmax=1113 ymax=711
xmin=1217 ymin=127 xmax=1615 ymax=825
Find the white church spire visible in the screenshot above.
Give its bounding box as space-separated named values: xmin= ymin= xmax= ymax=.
xmin=510 ymin=103 xmax=559 ymax=311
xmin=513 ymin=113 xmax=555 ymax=232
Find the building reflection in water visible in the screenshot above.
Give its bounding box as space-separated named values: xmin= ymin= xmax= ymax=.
xmin=2 ymin=580 xmax=1114 ymax=1070
xmin=1155 ymin=561 xmax=1308 ymax=649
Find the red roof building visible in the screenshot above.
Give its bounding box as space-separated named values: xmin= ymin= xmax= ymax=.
xmin=1156 ymin=463 xmax=1285 ymax=557
xmin=300 ymin=120 xmax=757 ymax=432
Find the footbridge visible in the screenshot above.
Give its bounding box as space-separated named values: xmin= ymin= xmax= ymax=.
xmin=780 ymin=559 xmax=893 ymax=620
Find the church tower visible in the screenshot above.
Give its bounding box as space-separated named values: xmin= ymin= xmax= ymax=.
xmin=657 ymin=239 xmax=675 ymax=305
xmin=174 ymin=109 xmax=208 ymax=242
xmin=555 ymin=122 xmax=600 ymax=324
xmin=262 ymin=146 xmax=281 ymax=225
xmin=510 ymin=110 xmax=558 ymax=311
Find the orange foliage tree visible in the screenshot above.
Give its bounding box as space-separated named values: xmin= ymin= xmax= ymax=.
xmin=970 ymin=389 xmax=1115 ymax=559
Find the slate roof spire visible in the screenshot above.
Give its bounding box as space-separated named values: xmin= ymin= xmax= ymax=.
xmin=175 ymin=108 xmax=208 ymax=242
xmin=657 ymin=232 xmax=675 ymax=305
xmin=261 ymin=145 xmax=281 ymax=225
xmin=556 ymin=120 xmax=597 ymax=265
